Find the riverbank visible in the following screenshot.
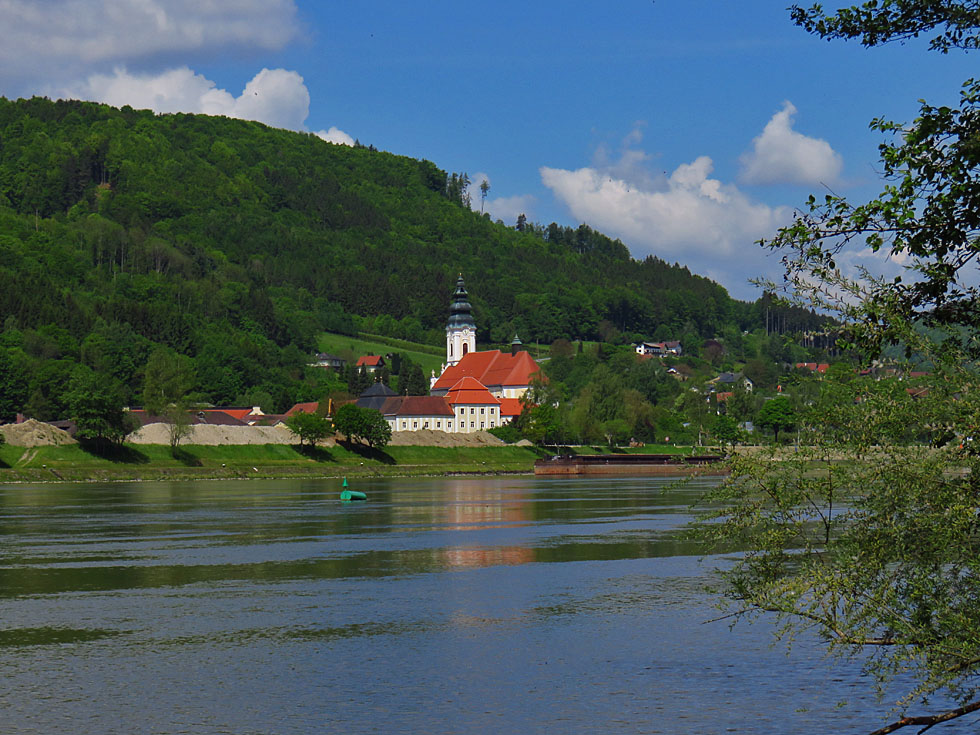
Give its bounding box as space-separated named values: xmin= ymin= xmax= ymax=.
xmin=0 ymin=442 xmax=700 ymax=483
xmin=0 ymin=443 xmax=546 ymax=482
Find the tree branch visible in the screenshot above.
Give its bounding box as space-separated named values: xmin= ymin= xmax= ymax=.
xmin=867 ymin=699 xmax=980 ymax=734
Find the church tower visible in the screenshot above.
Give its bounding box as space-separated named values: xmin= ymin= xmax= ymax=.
xmin=445 ymin=274 xmax=476 ymax=368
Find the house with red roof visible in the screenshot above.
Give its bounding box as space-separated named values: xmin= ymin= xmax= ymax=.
xmin=795 ymin=362 xmax=830 ymax=374
xmin=355 ymin=355 xmax=386 ymax=373
xmin=499 ymin=397 xmax=525 ymax=424
xmin=284 ymin=401 xmax=321 ymax=417
xmin=444 ymin=376 xmax=503 ymax=433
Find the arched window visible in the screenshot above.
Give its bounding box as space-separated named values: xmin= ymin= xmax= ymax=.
xmin=449 ymin=343 xmax=453 ymax=357
xmin=462 ymin=343 xmax=469 ymax=356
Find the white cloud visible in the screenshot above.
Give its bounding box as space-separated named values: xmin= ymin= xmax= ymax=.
xmin=541 ymin=143 xmax=795 ymax=298
xmin=458 ymin=172 xmax=535 ymax=225
xmin=739 ymin=102 xmax=843 ymax=186
xmin=486 ymin=194 xmax=536 ymax=225
xmin=59 ymin=66 xmax=353 ymax=142
xmin=315 ymin=127 xmax=355 ymax=146
xmin=0 ymin=0 xmax=299 ymax=89
xmin=542 ymin=156 xmax=790 ymax=258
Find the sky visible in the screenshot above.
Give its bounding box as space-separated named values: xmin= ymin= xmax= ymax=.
xmin=1 ymin=1 xmax=976 ymax=301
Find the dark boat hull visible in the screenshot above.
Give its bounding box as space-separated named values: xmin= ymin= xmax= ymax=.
xmin=533 ymin=454 xmax=729 ymax=477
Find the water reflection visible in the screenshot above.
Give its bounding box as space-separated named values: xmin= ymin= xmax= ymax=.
xmin=0 ymin=476 xmax=901 ymax=734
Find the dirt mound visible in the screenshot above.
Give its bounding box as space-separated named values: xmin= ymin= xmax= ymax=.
xmin=387 ymin=429 xmax=505 ymax=447
xmin=0 ymin=419 xmax=77 ymax=447
xmin=127 ymin=423 xmax=297 ymax=446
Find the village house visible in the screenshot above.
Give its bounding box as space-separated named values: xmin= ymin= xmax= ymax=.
xmin=310 ymin=352 xmax=346 ymax=370
xmin=635 ymin=340 xmax=682 ymax=357
xmin=355 ymin=355 xmax=386 ymax=373
xmin=709 ymin=372 xmax=753 ymax=392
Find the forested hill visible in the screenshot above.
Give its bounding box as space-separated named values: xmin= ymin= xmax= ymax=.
xmin=0 ymin=96 xmax=809 ymax=415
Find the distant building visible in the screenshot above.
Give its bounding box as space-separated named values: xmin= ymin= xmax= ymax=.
xmin=635 ymin=340 xmax=682 ymax=357
xmin=311 ymin=352 xmax=346 ymax=370
xmin=356 ymin=383 xmax=399 ymax=412
xmin=795 ymin=362 xmax=829 ymax=374
xmin=709 ymin=372 xmax=753 ymax=392
xmin=430 ymin=275 xmax=541 ymax=398
xmin=355 ymin=355 xmax=386 ymax=373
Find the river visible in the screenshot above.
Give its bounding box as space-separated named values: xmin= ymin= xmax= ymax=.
xmin=0 ymin=475 xmax=900 ymax=734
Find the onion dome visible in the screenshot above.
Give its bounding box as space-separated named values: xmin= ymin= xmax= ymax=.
xmin=447 ymin=274 xmax=476 ymax=330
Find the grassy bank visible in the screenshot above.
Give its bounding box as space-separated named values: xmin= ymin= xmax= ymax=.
xmin=0 ymin=443 xmax=552 ymax=482
xmin=0 ymin=442 xmax=704 ymax=483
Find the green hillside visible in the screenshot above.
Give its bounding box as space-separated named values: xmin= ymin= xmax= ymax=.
xmin=0 ymin=96 xmax=826 ymax=419
xmin=317 ymin=332 xmax=444 ymax=377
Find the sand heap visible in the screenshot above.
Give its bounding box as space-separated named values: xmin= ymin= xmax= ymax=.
xmin=127 ymin=423 xmax=297 ymax=446
xmin=0 ymin=419 xmax=77 ymax=447
xmin=386 ymin=429 xmax=505 ymax=447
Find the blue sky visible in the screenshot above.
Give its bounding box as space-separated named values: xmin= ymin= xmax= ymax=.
xmin=1 ymin=1 xmax=975 ymax=301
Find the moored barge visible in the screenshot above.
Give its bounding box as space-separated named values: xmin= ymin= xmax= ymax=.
xmin=534 ymin=453 xmax=729 ymax=476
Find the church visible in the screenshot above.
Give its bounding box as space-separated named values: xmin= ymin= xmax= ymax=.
xmin=430 ymin=275 xmax=542 ymax=400
xmin=378 ymin=275 xmax=542 ymax=434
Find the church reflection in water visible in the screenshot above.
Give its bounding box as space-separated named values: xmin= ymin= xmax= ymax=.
xmin=390 ymin=478 xmax=536 ymax=569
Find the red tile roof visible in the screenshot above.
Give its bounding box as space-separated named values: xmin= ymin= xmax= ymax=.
xmin=795 ymin=362 xmax=830 ymax=374
xmin=445 ymin=377 xmax=502 ymax=405
xmin=128 ymin=409 xmax=247 ymax=426
xmin=284 ymin=401 xmax=320 ymax=417
xmin=499 ymin=398 xmax=524 ymax=418
xmin=356 ymin=355 xmax=384 ymax=367
xmin=432 ymin=350 xmax=541 ymax=392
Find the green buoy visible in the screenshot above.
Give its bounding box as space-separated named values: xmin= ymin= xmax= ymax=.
xmin=340 ymin=477 xmax=366 ymax=501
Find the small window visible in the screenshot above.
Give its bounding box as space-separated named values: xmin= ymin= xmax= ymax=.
xmin=401 ymin=421 xmax=406 ymax=429
xmin=490 ymin=407 xmax=495 ymax=415
xmin=436 ymin=421 xmax=441 ymax=429
xmin=459 ymin=408 xmax=465 ymax=416
xmin=470 ymin=407 xmax=475 ymax=415
xmin=448 ymin=421 xmax=453 ymax=429
xmin=490 ymin=422 xmax=495 ymax=428
xmin=480 ymin=407 xmax=485 ymax=415
xmin=423 ymin=421 xmax=429 ymax=428
xmin=480 ymin=422 xmax=485 ymax=429
xmin=413 ymin=421 xmax=418 ymax=429
xmin=470 ymin=421 xmax=475 ymax=428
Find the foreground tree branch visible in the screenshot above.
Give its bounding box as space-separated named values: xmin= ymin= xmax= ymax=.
xmin=868 ymin=699 xmax=980 ymax=734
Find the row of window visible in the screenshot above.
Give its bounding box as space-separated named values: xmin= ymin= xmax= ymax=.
xmin=458 ymin=407 xmax=496 ymax=416
xmin=394 ymin=420 xmax=497 ymax=430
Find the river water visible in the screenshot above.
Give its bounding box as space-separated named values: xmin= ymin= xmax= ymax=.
xmin=0 ymin=475 xmax=900 ymax=734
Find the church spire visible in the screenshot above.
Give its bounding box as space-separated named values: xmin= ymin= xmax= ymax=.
xmin=445 ymin=274 xmax=476 ymax=368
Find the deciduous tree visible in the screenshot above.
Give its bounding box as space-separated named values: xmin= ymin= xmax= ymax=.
xmin=704 ymin=3 xmax=980 ymax=732
xmin=285 ymin=410 xmax=332 ymax=449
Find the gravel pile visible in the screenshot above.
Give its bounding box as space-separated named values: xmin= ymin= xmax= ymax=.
xmin=0 ymin=419 xmax=76 ymax=447
xmin=386 ymin=429 xmax=505 ymax=447
xmin=127 ymin=423 xmax=298 ymax=445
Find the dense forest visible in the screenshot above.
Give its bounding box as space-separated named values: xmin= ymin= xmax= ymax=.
xmin=0 ymin=96 xmax=828 ymax=419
